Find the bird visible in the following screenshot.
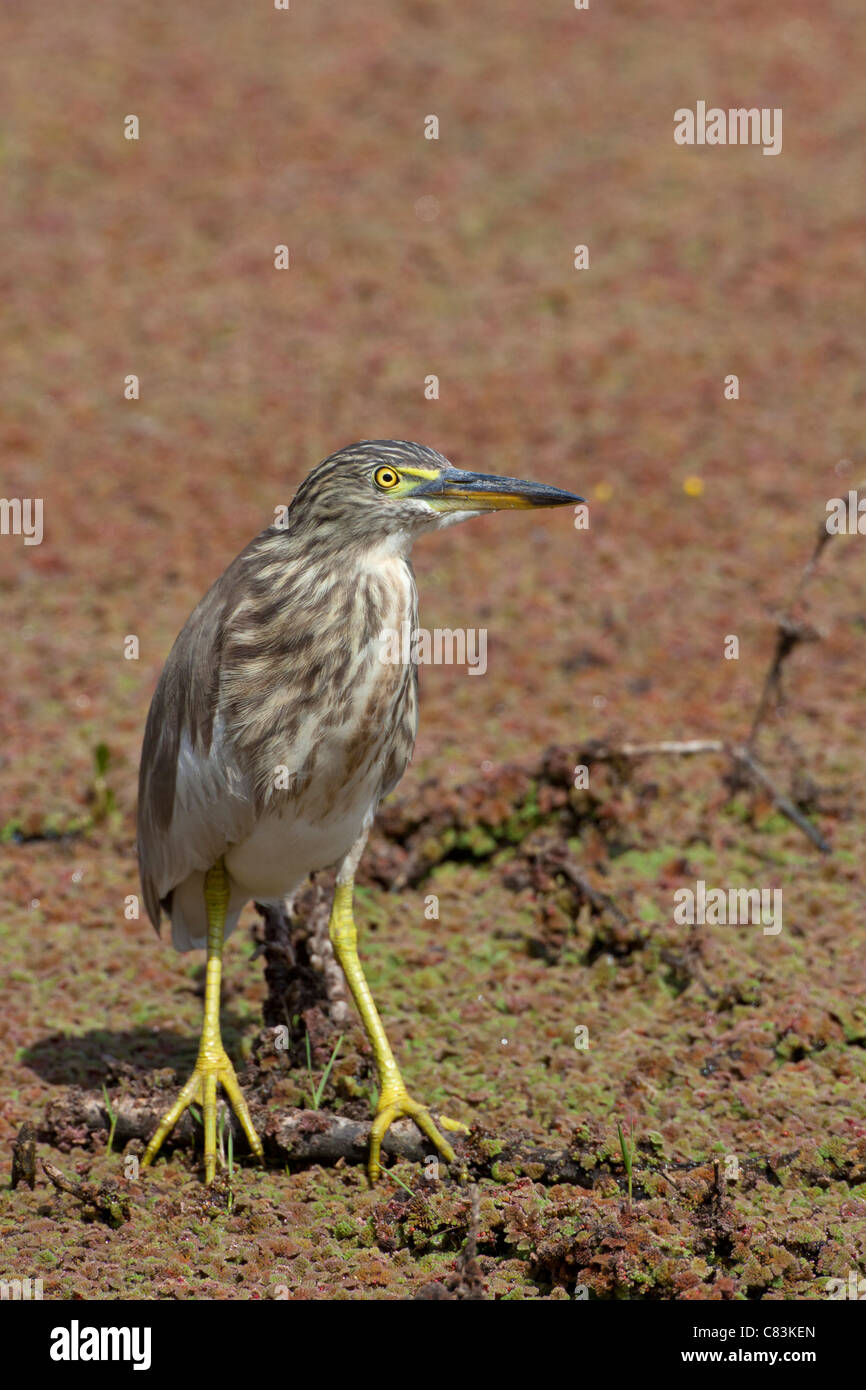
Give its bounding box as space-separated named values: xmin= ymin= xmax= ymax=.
xmin=137 ymin=440 xmax=582 ymax=1183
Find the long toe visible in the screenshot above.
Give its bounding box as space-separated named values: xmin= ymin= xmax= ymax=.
xmin=142 ymin=1048 xmax=263 ymax=1181
xmin=367 ymin=1089 xmax=466 ymax=1184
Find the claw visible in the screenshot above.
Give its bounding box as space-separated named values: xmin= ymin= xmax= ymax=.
xmin=142 ymin=1046 xmax=263 ymax=1182
xmin=439 ymin=1114 xmax=471 ymax=1135
xmin=368 ymin=1087 xmax=466 ymax=1184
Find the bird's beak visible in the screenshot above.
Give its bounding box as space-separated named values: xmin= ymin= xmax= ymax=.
xmin=415 ymin=467 xmax=584 ymax=512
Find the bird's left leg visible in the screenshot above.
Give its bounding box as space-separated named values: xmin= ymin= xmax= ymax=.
xmin=329 ymin=843 xmax=468 ymax=1183
xmin=142 ymin=858 xmax=264 ymax=1181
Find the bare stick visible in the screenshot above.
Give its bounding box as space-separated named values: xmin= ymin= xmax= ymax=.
xmin=41 ymin=1159 xmax=130 ymax=1226
xmin=746 ymin=483 xmax=863 ymax=749
xmin=599 ymin=739 xmax=726 ymax=759
xmin=40 ymin=1089 xmax=840 ymax=1194
xmin=730 ymin=745 xmax=831 ymax=853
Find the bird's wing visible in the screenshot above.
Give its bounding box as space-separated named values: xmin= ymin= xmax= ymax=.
xmin=137 ymin=549 xmax=259 ymax=930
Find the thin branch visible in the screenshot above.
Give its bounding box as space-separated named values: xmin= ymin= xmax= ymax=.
xmin=600 ymin=739 xmax=725 ymax=759
xmin=581 ymin=487 xmax=851 ymax=855
xmin=582 ymin=735 xmax=829 ymax=852
xmin=39 ymin=1089 xmax=843 ymax=1194
xmin=745 ymin=483 xmax=863 ymax=750
xmin=730 ymin=745 xmax=831 ymax=854
xmin=41 ymin=1159 xmax=130 ymax=1226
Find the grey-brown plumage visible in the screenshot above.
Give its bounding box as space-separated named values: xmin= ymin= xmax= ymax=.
xmin=136 ymin=439 xmax=581 ymax=1183
xmin=139 ymin=441 xmax=440 ymax=947
xmin=139 ymin=440 xmax=582 ymax=948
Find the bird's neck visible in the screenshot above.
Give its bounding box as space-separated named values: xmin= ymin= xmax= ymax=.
xmin=353 ymin=543 xmax=418 ymax=630
xmin=357 ymin=529 xmax=417 ymax=564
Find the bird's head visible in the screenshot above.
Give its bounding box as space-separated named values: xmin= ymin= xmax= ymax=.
xmin=287 ymin=440 xmax=583 ymax=550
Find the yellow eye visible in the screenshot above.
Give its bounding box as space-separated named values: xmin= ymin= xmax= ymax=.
xmin=374 ymin=466 xmax=400 ymax=490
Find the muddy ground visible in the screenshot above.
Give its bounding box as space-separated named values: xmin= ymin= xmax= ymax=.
xmin=1 ymin=2 xmax=864 ymax=1299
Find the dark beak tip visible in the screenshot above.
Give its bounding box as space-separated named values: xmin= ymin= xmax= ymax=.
xmin=544 ymin=489 xmax=584 ymax=507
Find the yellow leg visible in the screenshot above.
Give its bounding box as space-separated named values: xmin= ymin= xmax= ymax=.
xmin=142 ymin=859 xmax=264 ymax=1182
xmin=329 ymin=879 xmax=468 ymax=1183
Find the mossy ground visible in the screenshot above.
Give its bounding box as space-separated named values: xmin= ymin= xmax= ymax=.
xmin=2 ymin=777 xmax=865 ymax=1298
xmin=1 ymin=2 xmax=865 ymax=1298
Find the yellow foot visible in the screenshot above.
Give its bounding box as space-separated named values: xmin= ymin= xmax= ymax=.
xmin=369 ymin=1086 xmax=470 ymax=1184
xmin=141 ymin=1046 xmax=264 ymax=1183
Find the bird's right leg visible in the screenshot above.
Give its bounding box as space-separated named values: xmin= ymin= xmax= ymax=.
xmin=329 ymin=848 xmax=468 ymax=1183
xmin=142 ymin=858 xmax=264 ymax=1182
